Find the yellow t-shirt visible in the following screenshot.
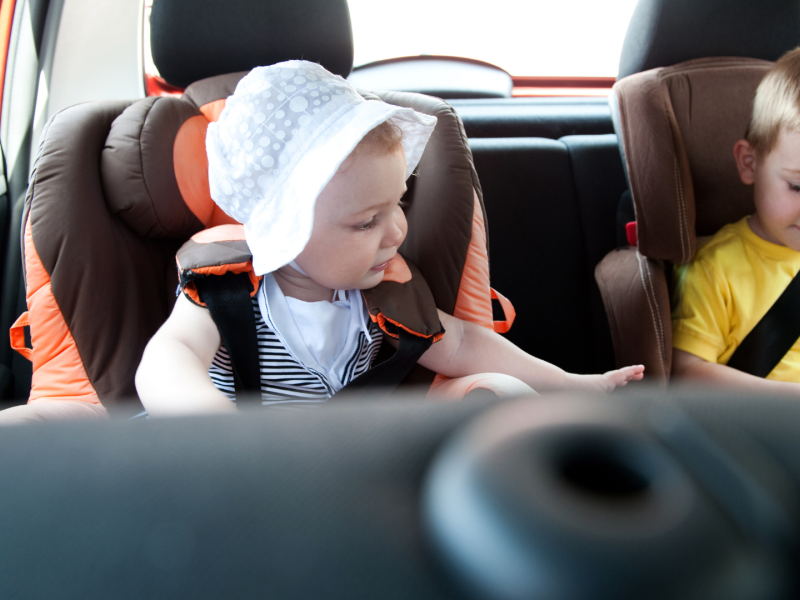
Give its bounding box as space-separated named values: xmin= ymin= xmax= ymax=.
xmin=672 ymin=216 xmax=800 ymax=382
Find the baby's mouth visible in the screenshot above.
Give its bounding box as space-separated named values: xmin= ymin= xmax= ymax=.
xmin=371 ymin=257 xmax=394 ymax=271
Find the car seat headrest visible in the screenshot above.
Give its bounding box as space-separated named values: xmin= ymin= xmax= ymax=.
xmin=150 ymin=0 xmax=354 ymax=89
xmin=102 ymin=95 xmax=237 ymax=239
xmin=618 ymin=0 xmax=800 ymax=80
xmin=614 ymin=57 xmax=771 ymax=263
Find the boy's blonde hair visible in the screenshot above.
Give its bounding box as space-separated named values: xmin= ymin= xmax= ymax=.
xmin=747 ymin=47 xmax=800 ymax=157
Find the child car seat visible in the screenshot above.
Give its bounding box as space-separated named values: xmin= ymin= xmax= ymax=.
xmin=10 ymin=0 xmax=512 ymax=410
xmin=594 ymin=0 xmax=800 ymax=383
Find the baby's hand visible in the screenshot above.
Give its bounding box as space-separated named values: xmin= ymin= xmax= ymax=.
xmin=600 ymin=364 xmax=645 ymax=391
xmin=567 ymin=365 xmax=645 ymax=393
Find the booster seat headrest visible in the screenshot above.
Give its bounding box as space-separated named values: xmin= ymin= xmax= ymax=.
xmin=614 ymin=57 xmax=772 ymax=263
xmin=618 ymin=0 xmax=800 ymax=80
xmin=150 ymin=0 xmax=354 ymax=89
xmin=101 ymin=92 xmax=237 ymax=240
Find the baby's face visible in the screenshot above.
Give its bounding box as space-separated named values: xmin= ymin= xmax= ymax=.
xmin=293 ymin=147 xmax=408 ymax=290
xmin=748 ymin=129 xmax=800 ymax=250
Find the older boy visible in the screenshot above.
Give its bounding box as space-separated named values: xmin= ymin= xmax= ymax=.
xmin=672 ymin=48 xmax=800 ymax=390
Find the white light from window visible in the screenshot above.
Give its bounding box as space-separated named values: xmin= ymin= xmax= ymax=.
xmin=348 ymin=0 xmax=639 ymax=77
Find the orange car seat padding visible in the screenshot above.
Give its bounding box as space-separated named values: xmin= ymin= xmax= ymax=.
xmin=491 ymin=288 xmax=516 ymax=334
xmin=200 ymin=99 xmax=226 ymax=122
xmin=173 ymin=112 xmax=239 ymax=229
xmin=9 ymin=312 xmax=31 ymax=361
xmin=173 ymin=114 xmax=216 ymax=225
xmin=431 ymin=190 xmax=515 ymax=388
xmin=23 ymin=221 xmax=99 ymax=404
xmin=381 ymin=255 xmax=412 ymax=284
xmin=450 ymin=190 xmax=495 ymax=329
xmin=0 ymin=0 xmax=16 ymax=117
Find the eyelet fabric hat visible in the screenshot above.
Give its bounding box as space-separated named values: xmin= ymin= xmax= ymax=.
xmin=206 ymin=60 xmax=438 ymax=275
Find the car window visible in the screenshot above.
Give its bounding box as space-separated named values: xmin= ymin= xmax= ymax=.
xmin=144 ymin=0 xmax=639 ymax=85
xmin=347 ymin=0 xmax=639 ymax=76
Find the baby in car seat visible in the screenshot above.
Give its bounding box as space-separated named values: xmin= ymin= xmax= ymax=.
xmin=135 ymin=61 xmax=643 ymax=415
xmin=672 ymin=48 xmax=800 ymax=389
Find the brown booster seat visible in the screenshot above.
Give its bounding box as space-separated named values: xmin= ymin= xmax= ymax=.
xmin=10 ymin=0 xmax=512 ymax=409
xmin=594 ymin=0 xmax=800 ymax=383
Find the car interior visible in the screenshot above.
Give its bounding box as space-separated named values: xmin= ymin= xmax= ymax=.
xmin=2 ymin=0 xmax=800 ymax=598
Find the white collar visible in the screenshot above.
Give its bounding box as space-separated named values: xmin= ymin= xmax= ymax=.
xmin=259 ymin=274 xmax=373 ymax=392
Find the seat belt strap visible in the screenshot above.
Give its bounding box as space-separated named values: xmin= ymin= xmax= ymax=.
xmin=726 ymin=273 xmax=800 ymax=378
xmin=333 ymin=329 xmax=433 ymax=400
xmin=194 ymin=272 xmax=262 ymax=405
xmin=194 ymin=272 xmax=433 ymax=403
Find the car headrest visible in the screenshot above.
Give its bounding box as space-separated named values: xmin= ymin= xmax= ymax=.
xmin=150 ymin=0 xmax=354 ymax=89
xmin=618 ymin=0 xmax=800 ymax=80
xmin=613 ymin=57 xmax=771 ymax=263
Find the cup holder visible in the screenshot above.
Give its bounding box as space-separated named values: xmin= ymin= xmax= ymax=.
xmin=557 ymin=441 xmax=650 ymax=499
xmin=423 ymin=397 xmax=792 ymax=600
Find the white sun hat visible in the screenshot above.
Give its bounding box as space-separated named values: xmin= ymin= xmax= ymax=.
xmin=206 ymin=60 xmax=438 ymax=275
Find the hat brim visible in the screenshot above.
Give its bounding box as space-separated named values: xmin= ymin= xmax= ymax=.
xmin=245 ymin=100 xmax=437 ymax=275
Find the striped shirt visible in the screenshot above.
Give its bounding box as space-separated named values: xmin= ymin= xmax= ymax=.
xmin=209 ymin=296 xmax=383 ymax=406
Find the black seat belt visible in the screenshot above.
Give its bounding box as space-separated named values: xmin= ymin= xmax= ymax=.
xmin=334 ymin=329 xmax=433 ymax=400
xmin=726 ymin=274 xmax=800 ymax=378
xmin=195 ymin=274 xmax=433 ymax=404
xmin=194 ymin=272 xmax=262 ymax=405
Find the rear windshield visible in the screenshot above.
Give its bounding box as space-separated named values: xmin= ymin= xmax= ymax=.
xmin=349 ymin=0 xmax=639 ymax=76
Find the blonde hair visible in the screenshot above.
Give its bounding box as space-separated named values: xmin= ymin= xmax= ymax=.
xmin=747 ymin=47 xmax=800 ymax=156
xmin=352 ymin=118 xmax=404 ymax=158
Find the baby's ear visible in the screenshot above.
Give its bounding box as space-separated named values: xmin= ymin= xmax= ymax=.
xmin=733 ymin=139 xmax=757 ymax=185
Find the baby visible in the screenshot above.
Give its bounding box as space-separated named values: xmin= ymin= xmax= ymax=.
xmin=136 ymin=61 xmax=643 ymax=415
xmin=672 ymin=48 xmax=800 ymax=390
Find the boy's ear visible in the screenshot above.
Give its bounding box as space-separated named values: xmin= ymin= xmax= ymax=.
xmin=733 ymin=139 xmax=757 ymax=185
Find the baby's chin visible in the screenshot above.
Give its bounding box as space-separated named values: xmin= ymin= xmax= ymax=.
xmin=352 ymin=270 xmax=386 ymax=290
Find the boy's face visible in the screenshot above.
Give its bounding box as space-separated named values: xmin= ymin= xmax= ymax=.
xmin=293 ymin=146 xmax=408 ymax=290
xmin=735 ymin=129 xmax=800 ymax=250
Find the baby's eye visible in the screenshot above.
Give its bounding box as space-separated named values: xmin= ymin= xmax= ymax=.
xmin=355 ymin=216 xmax=377 ymax=231
xmin=789 ymin=182 xmax=800 ymax=193
xmin=397 ymin=199 xmax=409 ymax=209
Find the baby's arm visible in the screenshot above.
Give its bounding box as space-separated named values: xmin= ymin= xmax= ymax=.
xmin=418 ymin=311 xmax=643 ymax=393
xmin=672 ymin=348 xmax=800 ymax=394
xmin=135 ymin=294 xmax=236 ymax=416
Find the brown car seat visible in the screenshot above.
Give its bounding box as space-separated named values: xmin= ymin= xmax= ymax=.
xmin=595 ymin=0 xmax=800 ymax=383
xmin=10 ymin=0 xmax=507 ymax=410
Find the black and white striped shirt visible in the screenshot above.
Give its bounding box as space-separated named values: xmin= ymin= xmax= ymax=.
xmin=209 ymin=296 xmax=383 ymax=406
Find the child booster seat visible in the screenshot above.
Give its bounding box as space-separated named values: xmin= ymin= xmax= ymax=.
xmin=10 ymin=0 xmax=513 ymax=409
xmin=594 ymin=0 xmax=800 ymax=382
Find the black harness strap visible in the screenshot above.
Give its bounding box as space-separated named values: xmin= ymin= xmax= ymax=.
xmin=194 ymin=272 xmax=262 ymax=405
xmin=335 ymin=329 xmax=433 ymax=399
xmin=194 ymin=274 xmax=435 ymax=402
xmin=726 ymin=273 xmax=800 ymax=378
